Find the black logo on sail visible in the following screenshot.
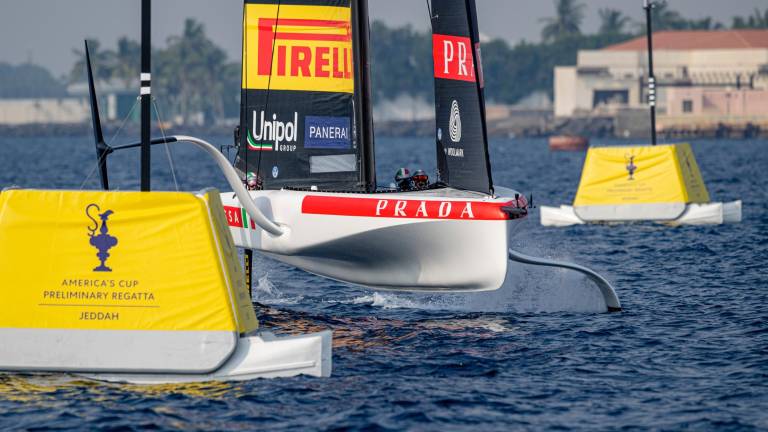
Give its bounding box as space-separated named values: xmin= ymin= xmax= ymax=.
xmin=625 ymin=154 xmax=637 ymax=180
xmin=86 ymin=204 xmax=118 ymax=272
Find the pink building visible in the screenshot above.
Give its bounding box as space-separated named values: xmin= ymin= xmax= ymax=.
xmin=555 ymin=30 xmax=768 ymax=121
xmin=666 ymin=87 xmax=768 ymax=117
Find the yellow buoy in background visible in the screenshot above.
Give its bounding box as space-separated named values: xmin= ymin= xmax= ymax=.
xmin=541 ymin=143 xmax=741 ymax=226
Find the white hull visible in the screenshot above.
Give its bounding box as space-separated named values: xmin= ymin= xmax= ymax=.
xmin=83 ymin=331 xmax=331 ymax=384
xmin=540 ymin=201 xmax=742 ymax=227
xmin=221 ymin=187 xmax=526 ymax=292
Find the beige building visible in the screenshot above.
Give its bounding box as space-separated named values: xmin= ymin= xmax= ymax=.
xmin=0 ymin=98 xmax=89 ymax=125
xmin=555 ymin=30 xmax=768 ymax=123
xmin=0 ymin=80 xmax=136 ymax=125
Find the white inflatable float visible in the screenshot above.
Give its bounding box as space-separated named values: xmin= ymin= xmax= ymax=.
xmin=0 ymin=188 xmax=331 ymax=383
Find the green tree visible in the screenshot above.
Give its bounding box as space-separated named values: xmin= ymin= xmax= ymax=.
xmin=0 ymin=62 xmax=67 ymax=98
xmin=69 ymin=39 xmax=115 ymax=83
xmin=598 ymin=8 xmax=630 ymax=35
xmin=155 ymin=18 xmax=229 ymax=124
xmin=643 ymin=1 xmax=723 ymax=31
xmin=112 ymin=37 xmax=140 ymax=88
xmin=648 ymin=1 xmax=686 ymax=30
xmin=540 ymin=0 xmax=586 ymax=43
xmin=369 ymin=20 xmax=433 ymax=103
xmin=732 ymin=8 xmax=768 ymax=29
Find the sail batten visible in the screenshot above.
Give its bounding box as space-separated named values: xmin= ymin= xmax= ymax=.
xmin=236 ymin=0 xmax=372 ymax=191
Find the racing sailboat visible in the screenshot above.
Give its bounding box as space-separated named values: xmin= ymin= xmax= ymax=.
xmin=86 ymin=0 xmax=621 ymax=311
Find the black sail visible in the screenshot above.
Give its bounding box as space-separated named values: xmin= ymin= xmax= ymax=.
xmin=236 ymin=0 xmax=374 ymax=191
xmin=430 ymin=0 xmax=493 ymax=194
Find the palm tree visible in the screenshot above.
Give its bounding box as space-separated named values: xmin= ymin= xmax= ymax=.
xmin=598 ymin=8 xmax=630 ymax=35
xmin=157 ymin=19 xmax=228 ymax=125
xmin=69 ymin=39 xmax=115 ymax=84
xmin=648 ymin=1 xmax=687 ymax=31
xmin=540 ymin=0 xmax=586 ymax=43
xmin=733 ymin=8 xmax=768 ymax=29
xmin=112 ymin=37 xmax=140 ymax=88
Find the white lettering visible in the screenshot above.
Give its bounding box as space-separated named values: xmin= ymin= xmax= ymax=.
xmin=443 ymin=40 xmax=454 ymax=74
xmin=416 ymin=201 xmax=428 ymax=217
xmin=375 ymin=200 xmax=388 ymax=216
xmin=439 ymin=202 xmax=452 ymax=218
xmin=309 ymin=125 xmax=349 ymax=140
xmin=252 ymin=111 xmax=298 ymax=148
xmin=394 ymin=201 xmax=407 ymax=217
xmin=460 ymin=203 xmax=475 ymax=219
xmin=458 ymin=42 xmax=468 ymax=76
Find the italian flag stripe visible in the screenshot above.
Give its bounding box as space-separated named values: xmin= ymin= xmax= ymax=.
xmin=241 ymin=208 xmax=249 ymax=229
xmin=247 ymin=131 xmax=273 ymax=151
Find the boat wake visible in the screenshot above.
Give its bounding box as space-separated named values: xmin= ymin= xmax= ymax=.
xmin=248 ymin=244 xmax=611 ymax=314
xmin=350 ymin=252 xmax=609 ymax=314
xmin=252 ymin=273 xmax=304 ymax=306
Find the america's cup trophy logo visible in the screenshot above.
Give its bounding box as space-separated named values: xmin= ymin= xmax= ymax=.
xmin=86 ymin=204 xmax=118 ymax=272
xmin=625 ymin=154 xmax=637 ymax=180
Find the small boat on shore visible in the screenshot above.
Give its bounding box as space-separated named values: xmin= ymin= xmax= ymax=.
xmin=548 ymin=135 xmax=589 ymax=151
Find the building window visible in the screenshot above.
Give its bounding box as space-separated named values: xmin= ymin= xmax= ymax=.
xmin=682 ymin=100 xmax=693 ymax=113
xmin=593 ymin=90 xmax=629 ymax=108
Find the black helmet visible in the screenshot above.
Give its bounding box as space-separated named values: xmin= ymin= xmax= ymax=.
xmin=412 ymin=169 xmax=429 ymax=189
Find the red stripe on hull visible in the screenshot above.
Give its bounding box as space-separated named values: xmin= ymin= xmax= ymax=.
xmin=301 ymin=196 xmax=516 ymax=220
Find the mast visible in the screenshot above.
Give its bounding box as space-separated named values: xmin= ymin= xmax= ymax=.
xmin=464 ymin=0 xmax=493 ymax=193
xmin=644 ymin=0 xmax=657 ymax=145
xmin=140 ymin=0 xmax=152 ymax=190
xmin=352 ymin=0 xmax=376 ymax=192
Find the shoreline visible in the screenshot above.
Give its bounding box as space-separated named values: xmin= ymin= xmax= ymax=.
xmin=1 ymin=119 xmax=766 ymax=140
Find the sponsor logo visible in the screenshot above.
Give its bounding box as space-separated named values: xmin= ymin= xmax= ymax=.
xmin=85 ymin=204 xmax=118 ymax=272
xmin=272 ymin=166 xmax=279 ymax=178
xmin=243 ymin=4 xmax=354 ymax=93
xmin=433 ymin=34 xmax=476 ymax=82
xmin=248 ymin=111 xmax=298 ymax=152
xmin=224 ymin=206 xmax=257 ymax=230
xmin=301 ymin=196 xmax=520 ymax=220
xmin=445 ymin=147 xmax=465 ymax=158
xmin=625 ymin=153 xmax=637 ymax=180
xmin=449 ymin=100 xmax=462 ymax=142
xmin=374 ymin=200 xmax=475 ymax=219
xmin=304 ymin=116 xmax=351 ymax=149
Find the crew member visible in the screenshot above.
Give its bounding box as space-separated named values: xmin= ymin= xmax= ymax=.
xmin=245 ymin=172 xmax=262 ymax=191
xmin=395 ymin=168 xmax=414 ymax=192
xmin=412 ymin=169 xmax=429 ymax=190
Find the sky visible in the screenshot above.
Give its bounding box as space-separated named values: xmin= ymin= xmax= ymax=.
xmin=0 ymin=0 xmax=765 ymax=78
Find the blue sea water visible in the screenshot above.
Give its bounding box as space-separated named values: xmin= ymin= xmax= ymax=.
xmin=0 ymin=136 xmax=766 ymax=431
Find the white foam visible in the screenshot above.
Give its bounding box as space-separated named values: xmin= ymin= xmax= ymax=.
xmin=361 ymin=256 xmax=609 ymax=314
xmin=252 ymin=273 xmax=303 ymax=305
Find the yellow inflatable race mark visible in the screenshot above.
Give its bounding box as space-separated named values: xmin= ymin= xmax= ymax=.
xmin=200 ymin=190 xmax=259 ymax=335
xmin=0 ymin=189 xmax=257 ymax=334
xmin=574 ymin=143 xmax=710 ymax=207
